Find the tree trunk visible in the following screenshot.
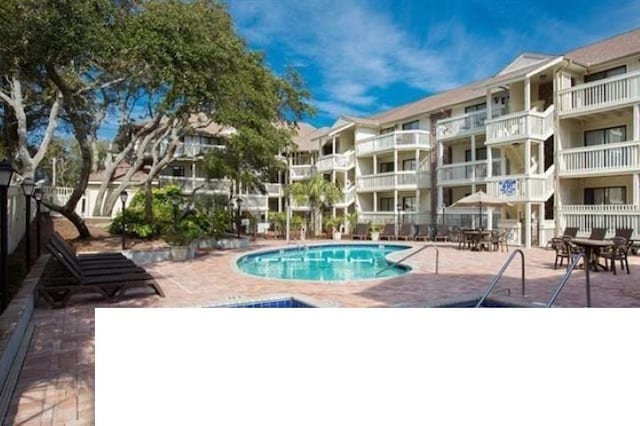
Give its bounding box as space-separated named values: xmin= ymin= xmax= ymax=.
xmin=45 ymin=201 xmax=91 ymax=239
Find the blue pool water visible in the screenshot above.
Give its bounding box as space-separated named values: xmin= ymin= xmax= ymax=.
xmin=217 ymin=297 xmax=316 ymax=308
xmin=236 ymin=243 xmax=411 ymax=281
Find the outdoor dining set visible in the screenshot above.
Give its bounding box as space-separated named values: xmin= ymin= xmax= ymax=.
xmin=550 ymin=227 xmax=636 ymax=275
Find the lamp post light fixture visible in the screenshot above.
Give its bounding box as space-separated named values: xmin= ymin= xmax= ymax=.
xmin=0 ymin=160 xmax=15 ymax=310
xmin=33 ymin=188 xmax=43 ymax=257
xmin=119 ymin=190 xmax=128 ymax=250
xmin=20 ymin=177 xmax=35 ymax=269
xmin=235 ymin=197 xmax=243 ymax=239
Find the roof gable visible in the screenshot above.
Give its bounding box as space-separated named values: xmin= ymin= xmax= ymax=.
xmin=497 ymin=53 xmax=555 ymax=76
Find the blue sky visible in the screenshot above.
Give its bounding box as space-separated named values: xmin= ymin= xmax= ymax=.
xmin=228 ymin=0 xmax=640 ymax=128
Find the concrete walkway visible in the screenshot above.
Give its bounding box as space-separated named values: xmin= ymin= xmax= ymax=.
xmin=6 ymin=240 xmax=640 ymax=424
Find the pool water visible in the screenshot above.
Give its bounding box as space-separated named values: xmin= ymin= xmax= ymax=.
xmin=237 ymin=243 xmax=411 ymax=281
xmin=216 ymin=297 xmax=316 ymax=308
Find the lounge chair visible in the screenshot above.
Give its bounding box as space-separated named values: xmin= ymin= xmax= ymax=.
xmin=397 ymin=224 xmax=415 ymax=240
xmin=47 ymin=239 xmax=143 ymax=275
xmin=615 ymin=228 xmax=634 ymax=240
xmin=42 ymin=242 xmax=164 ymax=308
xmin=414 ymin=224 xmax=430 ymax=241
xmin=588 ymin=227 xmax=607 ymax=240
xmin=351 ymin=223 xmax=370 ymax=240
xmin=561 ymin=227 xmax=579 ymax=238
xmin=434 ymin=225 xmax=449 ymax=242
xmin=379 ymin=224 xmax=396 ymax=240
xmin=52 ymin=232 xmax=129 ymax=263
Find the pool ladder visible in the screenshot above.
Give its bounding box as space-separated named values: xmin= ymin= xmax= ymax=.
xmin=375 ymin=244 xmax=439 ymax=276
xmin=477 ymin=251 xmax=592 ymax=307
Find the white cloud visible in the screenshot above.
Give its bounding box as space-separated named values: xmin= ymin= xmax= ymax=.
xmin=229 ymin=0 xmax=640 ymax=123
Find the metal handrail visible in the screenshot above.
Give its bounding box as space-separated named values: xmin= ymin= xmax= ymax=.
xmin=375 ymin=244 xmax=439 ymax=276
xmin=546 ymin=253 xmax=591 ymax=307
xmin=475 ymin=249 xmax=525 ymax=307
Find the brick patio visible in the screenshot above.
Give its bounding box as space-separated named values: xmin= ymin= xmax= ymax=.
xmin=5 ymin=239 xmax=640 ymax=424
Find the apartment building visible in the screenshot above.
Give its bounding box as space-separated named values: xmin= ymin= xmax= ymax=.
xmin=75 ymin=28 xmax=639 ymax=247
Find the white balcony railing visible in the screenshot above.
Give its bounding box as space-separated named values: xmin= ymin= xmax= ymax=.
xmin=335 ymin=185 xmax=356 ymax=207
xmin=558 ymin=70 xmax=640 ymax=116
xmin=356 ymin=171 xmax=431 ymax=191
xmin=436 ymin=106 xmax=506 ymax=140
xmin=437 ymin=160 xmax=502 ymax=185
xmin=485 ymin=106 xmax=554 ymax=145
xmin=559 ymin=140 xmax=640 ymax=176
xmin=356 ymin=130 xmax=431 ymax=156
xmin=560 ymin=205 xmax=640 ymax=237
xmin=316 ymin=150 xmax=355 ymax=172
xmin=289 ymin=165 xmax=314 ymax=180
xmin=265 ymin=183 xmax=283 ymax=196
xmin=242 ymin=194 xmax=269 ymax=211
xmin=485 ymin=167 xmax=554 ymax=203
xmin=159 ymin=141 xmax=223 ymax=158
xmin=159 ymin=176 xmax=232 ymax=193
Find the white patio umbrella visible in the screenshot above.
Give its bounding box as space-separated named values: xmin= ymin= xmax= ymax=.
xmin=451 ymin=191 xmax=513 ymax=229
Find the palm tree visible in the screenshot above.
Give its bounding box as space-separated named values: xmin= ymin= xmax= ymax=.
xmin=287 ymin=174 xmax=343 ymax=236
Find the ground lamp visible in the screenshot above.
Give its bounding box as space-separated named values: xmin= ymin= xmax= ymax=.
xmin=33 ymin=188 xmax=43 ymax=257
xmin=235 ymin=197 xmax=243 ymax=238
xmin=20 ymin=177 xmax=35 ymax=269
xmin=0 ymin=160 xmax=15 ymax=310
xmin=120 ymin=190 xmax=128 ymax=250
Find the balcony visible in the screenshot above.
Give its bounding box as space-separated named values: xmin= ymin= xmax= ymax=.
xmin=290 ymin=165 xmax=314 ymax=181
xmin=264 ymin=183 xmax=283 ymax=196
xmin=242 ymin=194 xmax=269 ymax=211
xmin=159 ymin=141 xmax=223 ymax=158
xmin=356 ymin=171 xmax=431 ymax=192
xmin=356 ymin=130 xmax=430 ymax=156
xmin=485 ymin=166 xmax=555 ymax=203
xmin=437 ymin=160 xmax=501 ymax=185
xmin=558 ymin=141 xmax=640 ymax=177
xmin=335 ymin=185 xmax=356 ymax=208
xmin=560 ymin=205 xmax=640 ymax=237
xmin=316 ymin=150 xmax=355 ymax=172
xmin=558 ymin=70 xmax=640 ymax=117
xmin=436 ymin=106 xmax=506 ymax=141
xmin=485 ymin=106 xmax=554 ymax=145
xmin=159 ymin=176 xmax=231 ymax=193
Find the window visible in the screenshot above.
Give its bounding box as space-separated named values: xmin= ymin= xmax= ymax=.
xmin=381 ymin=127 xmax=395 ymax=134
xmin=464 ymin=103 xmax=486 ymax=113
xmin=584 ymin=66 xmax=627 ymax=83
xmin=402 ymin=120 xmax=420 ymax=130
xmin=379 ymin=197 xmax=394 ymax=211
xmin=402 ymin=196 xmax=416 ymax=211
xmin=402 ymin=159 xmax=416 ymax=171
xmin=464 ymin=147 xmax=487 ymax=161
xmin=584 ymin=187 xmax=626 ymax=205
xmin=378 ymin=162 xmax=394 ymax=173
xmin=172 ymin=166 xmax=185 ymax=177
xmin=584 ymin=126 xmax=626 ymax=146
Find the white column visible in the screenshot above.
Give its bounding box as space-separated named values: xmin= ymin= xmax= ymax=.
xmin=524 ymin=77 xmax=531 ymax=111
xmin=486 ymin=144 xmax=493 ymax=178
xmin=501 ymin=148 xmax=506 ymax=175
xmin=538 ymin=141 xmax=544 ymax=174
xmin=634 ymin=174 xmax=640 ymax=206
xmin=394 ymin=150 xmax=399 ymax=188
xmin=634 ymin=104 xmax=640 ymax=140
xmin=524 ymin=139 xmax=531 ymax=175
xmin=437 ymin=141 xmax=444 ymax=168
xmin=470 ymin=135 xmax=477 ymax=181
xmin=191 ymin=162 xmax=196 ymax=189
xmin=332 ymin=136 xmax=336 ymax=154
xmin=486 ymin=90 xmax=493 ymax=119
xmin=524 ymin=202 xmax=532 ymax=248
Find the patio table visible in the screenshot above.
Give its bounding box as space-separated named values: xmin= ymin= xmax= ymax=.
xmin=463 ymin=230 xmax=492 ymax=251
xmin=569 ymin=238 xmax=615 ymax=272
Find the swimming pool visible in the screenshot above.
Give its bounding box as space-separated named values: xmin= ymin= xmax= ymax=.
xmin=236 ymin=243 xmax=412 ymax=281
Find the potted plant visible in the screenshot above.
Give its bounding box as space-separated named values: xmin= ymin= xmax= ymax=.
xmin=370 ymin=224 xmax=383 ymax=241
xmin=164 ymin=226 xmax=197 ymax=261
xmin=324 ymin=216 xmax=343 ymax=240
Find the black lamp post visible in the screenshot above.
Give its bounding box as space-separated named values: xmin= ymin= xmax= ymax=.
xmin=0 ymin=160 xmax=15 ymax=310
xmin=120 ymin=190 xmax=128 ymax=250
xmin=235 ymin=197 xmax=243 ymax=238
xmin=20 ymin=177 xmax=35 ymax=269
xmin=33 ymin=188 xmax=43 ymax=257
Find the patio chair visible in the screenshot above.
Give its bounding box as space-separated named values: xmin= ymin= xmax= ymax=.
xmin=550 ymin=237 xmax=570 ymax=269
xmin=379 ymin=224 xmax=396 ymax=240
xmin=397 ymin=224 xmax=415 ymax=240
xmin=52 ymin=232 xmax=129 ymax=263
xmin=600 ymin=237 xmax=632 ymax=275
xmin=434 ymin=225 xmax=449 ymax=242
xmin=414 ymin=224 xmax=430 ymax=241
xmin=351 ymin=223 xmax=370 ymax=240
xmin=588 ymin=227 xmax=607 ymax=240
xmin=42 ymin=243 xmax=164 ymax=308
xmin=47 ymin=239 xmax=143 ymax=275
xmin=490 ymin=230 xmax=509 ymax=253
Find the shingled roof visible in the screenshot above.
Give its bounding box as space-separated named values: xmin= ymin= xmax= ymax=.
xmin=565 ymin=28 xmax=640 ymax=67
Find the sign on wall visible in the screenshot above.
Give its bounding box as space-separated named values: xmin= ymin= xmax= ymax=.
xmin=498 ymin=179 xmax=518 ymax=196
